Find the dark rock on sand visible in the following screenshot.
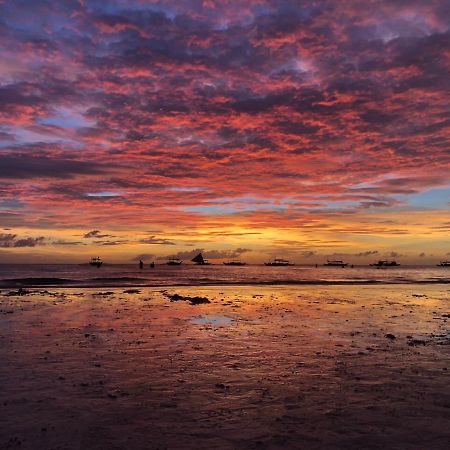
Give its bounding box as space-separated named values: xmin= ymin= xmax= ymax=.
xmin=385 ymin=334 xmax=396 ymax=340
xmin=189 ymin=296 xmax=211 ymax=305
xmin=164 ymin=293 xmax=211 ymax=305
xmin=166 ymin=293 xmax=184 ymax=302
xmin=4 ymin=288 xmax=31 ymax=296
xmin=408 ymin=338 xmax=428 ymax=346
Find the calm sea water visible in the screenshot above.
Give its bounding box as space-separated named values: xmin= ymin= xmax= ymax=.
xmin=0 ymin=264 xmax=449 ymax=288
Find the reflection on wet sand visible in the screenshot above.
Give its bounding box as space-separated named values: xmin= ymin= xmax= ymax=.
xmin=0 ymin=285 xmax=449 ymax=449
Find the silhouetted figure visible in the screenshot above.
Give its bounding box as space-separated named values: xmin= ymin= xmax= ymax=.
xmin=139 ymin=260 xmax=144 ymax=269
xmin=150 ymin=261 xmax=155 ymax=268
xmin=315 ymin=263 xmax=318 ymax=268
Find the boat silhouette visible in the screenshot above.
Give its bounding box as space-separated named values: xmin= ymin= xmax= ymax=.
xmin=89 ymin=257 xmax=103 ymax=268
xmin=324 ymin=260 xmax=348 ymax=267
xmin=191 ymin=253 xmax=211 ymax=265
xmin=437 ymin=260 xmax=450 ymax=267
xmin=265 ymin=258 xmax=293 ymax=266
xmin=167 ymin=258 xmax=182 ymax=266
xmin=370 ymin=260 xmax=400 ymax=267
xmin=223 ymin=260 xmax=246 ymax=266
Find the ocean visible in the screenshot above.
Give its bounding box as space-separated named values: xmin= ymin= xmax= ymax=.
xmin=0 ymin=263 xmax=449 ymax=288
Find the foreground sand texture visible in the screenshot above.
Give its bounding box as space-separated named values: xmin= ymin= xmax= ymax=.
xmin=1 ymin=285 xmax=449 ymax=450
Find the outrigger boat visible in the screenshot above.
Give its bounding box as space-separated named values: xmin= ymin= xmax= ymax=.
xmin=265 ymin=258 xmax=293 ymax=266
xmin=437 ymin=260 xmax=450 ymax=267
xmin=223 ymin=260 xmax=246 ymax=266
xmin=191 ymin=253 xmax=211 ymax=265
xmin=370 ymin=260 xmax=400 ymax=267
xmin=167 ymin=258 xmax=182 ymax=266
xmin=89 ymin=257 xmax=103 ymax=268
xmin=324 ymin=260 xmax=348 ymax=267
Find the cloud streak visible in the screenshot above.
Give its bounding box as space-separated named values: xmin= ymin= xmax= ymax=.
xmin=0 ymin=233 xmax=45 ymax=248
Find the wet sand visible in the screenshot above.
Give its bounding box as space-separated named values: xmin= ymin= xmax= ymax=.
xmin=0 ymin=285 xmax=449 ymax=449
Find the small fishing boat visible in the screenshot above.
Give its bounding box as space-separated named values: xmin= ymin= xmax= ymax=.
xmin=191 ymin=253 xmax=211 ymax=265
xmin=324 ymin=260 xmax=348 ymax=267
xmin=223 ymin=260 xmax=246 ymax=266
xmin=370 ymin=260 xmax=400 ymax=267
xmin=437 ymin=260 xmax=450 ymax=267
xmin=167 ymin=258 xmax=182 ymax=266
xmin=89 ymin=257 xmax=103 ymax=268
xmin=265 ymin=258 xmax=293 ymax=266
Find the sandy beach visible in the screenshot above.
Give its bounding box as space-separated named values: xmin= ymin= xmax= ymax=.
xmin=1 ymin=284 xmax=449 ymax=450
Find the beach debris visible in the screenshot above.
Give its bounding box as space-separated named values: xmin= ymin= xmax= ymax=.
xmin=163 ymin=292 xmax=211 ymax=305
xmin=189 ymin=296 xmax=211 ymax=305
xmin=166 ymin=293 xmax=185 ymax=302
xmin=385 ymin=333 xmax=396 ymax=340
xmin=159 ymin=401 xmax=178 ymax=408
xmin=5 ymin=437 xmax=22 ymax=447
xmin=407 ymin=338 xmax=428 ymax=346
xmin=434 ymin=334 xmax=450 ymax=345
xmin=4 ymin=288 xmax=31 ymax=296
xmin=123 ymin=289 xmax=141 ymax=294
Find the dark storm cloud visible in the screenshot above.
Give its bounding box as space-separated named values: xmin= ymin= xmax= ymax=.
xmin=0 ymin=84 xmax=45 ymax=111
xmin=0 ymin=233 xmax=45 ymax=247
xmin=229 ymin=91 xmax=293 ymax=114
xmin=275 ymin=120 xmax=322 ymax=135
xmin=0 ymin=155 xmax=103 ymax=179
xmin=0 ymin=78 xmax=82 ymax=120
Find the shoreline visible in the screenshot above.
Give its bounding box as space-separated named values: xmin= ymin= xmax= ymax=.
xmin=1 ymin=279 xmax=450 ymax=289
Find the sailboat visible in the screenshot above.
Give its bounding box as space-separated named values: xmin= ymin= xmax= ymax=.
xmin=191 ymin=253 xmax=211 ymax=265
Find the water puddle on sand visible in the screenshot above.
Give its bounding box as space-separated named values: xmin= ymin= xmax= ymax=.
xmin=191 ymin=315 xmax=234 ymax=326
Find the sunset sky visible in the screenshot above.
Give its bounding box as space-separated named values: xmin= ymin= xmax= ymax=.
xmin=0 ymin=0 xmax=449 ymax=264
